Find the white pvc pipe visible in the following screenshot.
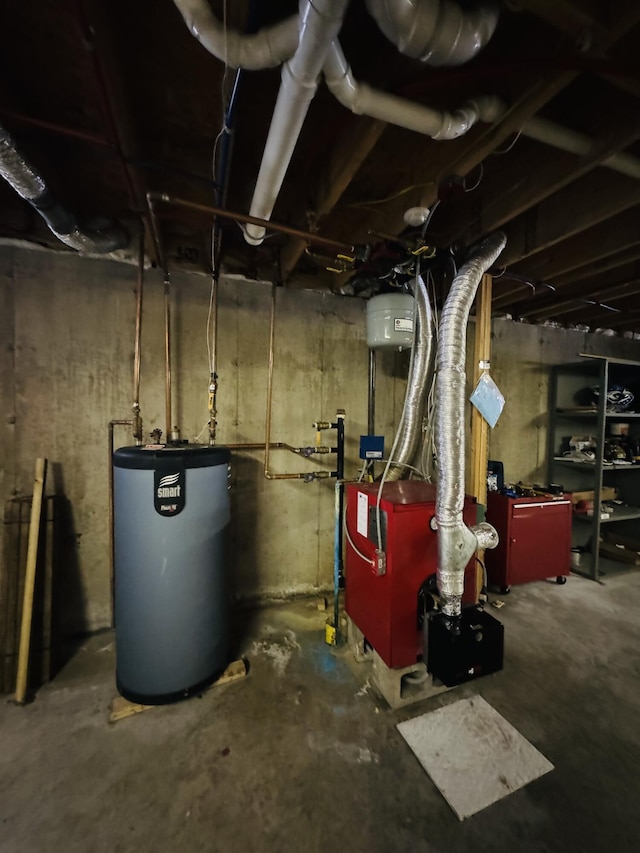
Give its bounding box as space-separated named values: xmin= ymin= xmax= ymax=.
xmin=522 ymin=115 xmax=640 ymax=180
xmin=172 ymin=0 xmax=299 ymax=70
xmin=324 ymin=41 xmax=503 ymax=140
xmin=366 ymin=0 xmax=499 ymax=65
xmin=244 ymin=0 xmax=350 ymax=245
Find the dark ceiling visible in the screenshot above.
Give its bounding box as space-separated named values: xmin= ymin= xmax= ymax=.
xmin=2 ymin=0 xmax=640 ymax=333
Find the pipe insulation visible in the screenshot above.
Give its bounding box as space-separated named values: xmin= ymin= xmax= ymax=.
xmin=172 ymin=0 xmax=299 ymax=70
xmin=366 ymin=0 xmax=499 ymax=65
xmin=324 ymin=42 xmax=503 ymax=140
xmin=386 ymin=274 xmax=435 ymax=481
xmin=244 ymin=0 xmax=350 ymax=245
xmin=435 ymin=232 xmax=505 ymax=617
xmin=0 ymin=124 xmax=128 ymax=253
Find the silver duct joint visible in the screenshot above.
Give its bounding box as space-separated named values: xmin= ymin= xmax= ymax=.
xmin=0 ymin=124 xmax=128 ymax=254
xmin=386 ymin=274 xmax=435 ymax=481
xmin=366 ymin=0 xmax=500 ymax=66
xmin=435 ymin=231 xmax=506 ymax=617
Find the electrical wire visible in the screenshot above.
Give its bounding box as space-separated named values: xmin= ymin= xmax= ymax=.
xmin=343 ymin=516 xmax=375 ymax=566
xmin=345 ymin=181 xmax=435 ymax=209
xmin=464 ymin=162 xmax=484 ymax=193
xmin=492 ymin=129 xmax=522 ymax=155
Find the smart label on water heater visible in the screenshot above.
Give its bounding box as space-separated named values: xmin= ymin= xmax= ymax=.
xmin=154 ymin=469 xmax=186 ymax=516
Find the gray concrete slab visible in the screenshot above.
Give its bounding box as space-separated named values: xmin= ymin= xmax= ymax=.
xmin=2 ymin=572 xmax=640 ymax=852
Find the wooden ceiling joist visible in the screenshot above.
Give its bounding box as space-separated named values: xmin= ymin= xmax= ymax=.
xmin=514 ymin=207 xmax=640 ymax=281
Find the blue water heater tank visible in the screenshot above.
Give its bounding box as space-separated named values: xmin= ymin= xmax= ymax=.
xmin=113 ymin=444 xmax=231 ymax=704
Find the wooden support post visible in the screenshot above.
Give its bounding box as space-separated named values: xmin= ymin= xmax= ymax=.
xmin=14 ymin=458 xmax=47 ymax=704
xmin=470 ymin=276 xmax=493 ymax=600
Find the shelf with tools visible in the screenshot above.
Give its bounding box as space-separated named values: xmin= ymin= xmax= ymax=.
xmin=548 ymin=356 xmax=640 ymax=581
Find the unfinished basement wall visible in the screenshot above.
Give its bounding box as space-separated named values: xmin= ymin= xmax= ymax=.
xmin=488 ymin=318 xmax=640 ymax=486
xmin=0 ymin=245 xmax=407 ymax=634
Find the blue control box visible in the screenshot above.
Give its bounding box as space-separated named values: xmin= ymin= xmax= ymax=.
xmin=359 ymin=435 xmax=384 ymax=460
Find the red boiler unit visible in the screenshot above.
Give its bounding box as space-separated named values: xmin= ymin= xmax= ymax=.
xmin=345 ymin=480 xmax=479 ymax=669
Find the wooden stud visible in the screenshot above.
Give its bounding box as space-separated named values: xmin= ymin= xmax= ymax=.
xmin=14 ymin=458 xmax=47 ymax=705
xmin=470 ymin=275 xmax=493 ymax=601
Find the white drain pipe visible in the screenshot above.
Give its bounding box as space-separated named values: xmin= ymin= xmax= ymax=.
xmin=324 ymin=42 xmax=503 ymax=140
xmin=244 ymin=0 xmax=350 ymax=246
xmin=366 ymin=0 xmax=499 ymax=65
xmin=435 ymin=232 xmax=505 ymax=618
xmin=172 ymin=0 xmax=299 ymax=70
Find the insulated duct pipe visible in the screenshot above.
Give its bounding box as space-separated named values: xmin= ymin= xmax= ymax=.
xmin=172 ymin=0 xmax=299 ymax=70
xmin=386 ymin=275 xmax=435 ymax=481
xmin=366 ymin=0 xmax=499 ymax=65
xmin=0 ymin=123 xmax=128 ymax=254
xmin=244 ymin=0 xmax=350 ymax=246
xmin=324 ymin=42 xmax=503 ymax=140
xmin=435 ymin=232 xmax=505 ymax=617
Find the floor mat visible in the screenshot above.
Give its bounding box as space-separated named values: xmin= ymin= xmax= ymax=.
xmin=397 ymin=695 xmax=554 ymax=820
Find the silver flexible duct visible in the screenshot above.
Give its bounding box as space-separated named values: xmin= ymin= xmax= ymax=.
xmin=386 ymin=275 xmax=435 ymax=481
xmin=172 ymin=0 xmax=299 ymax=70
xmin=366 ymin=0 xmax=499 ymax=65
xmin=435 ymin=232 xmax=506 ymax=617
xmin=0 ymin=124 xmax=128 ymax=254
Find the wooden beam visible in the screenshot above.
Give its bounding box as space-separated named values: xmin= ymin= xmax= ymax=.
xmin=514 ymin=0 xmax=606 ymax=47
xmin=14 ymin=459 xmax=47 ymax=705
xmin=522 ymin=278 xmax=640 ymax=319
xmin=281 ymin=117 xmax=386 ymax=281
xmin=549 ymin=244 xmax=640 ymax=288
xmin=515 ymin=207 xmax=640 ymax=281
xmin=499 ymin=169 xmax=640 ymax=267
xmin=470 ymin=274 xmax=493 ymax=604
xmin=470 ymin=274 xmax=493 ymax=506
xmin=456 ymin=99 xmax=640 ymax=248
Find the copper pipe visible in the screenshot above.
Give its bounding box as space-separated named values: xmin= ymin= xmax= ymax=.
xmin=0 ymin=109 xmax=111 ymax=148
xmin=208 ymin=267 xmax=220 ymax=446
xmin=108 ymin=419 xmax=133 ymax=628
xmin=147 ymin=193 xmax=168 ymax=274
xmin=132 ymin=232 xmax=144 ymax=445
xmin=148 ymin=191 xmax=355 ymax=256
xmin=264 ymin=284 xmax=277 ymax=479
xmin=227 ymin=442 xmax=300 ymax=451
xmin=164 ymin=274 xmax=172 ymax=439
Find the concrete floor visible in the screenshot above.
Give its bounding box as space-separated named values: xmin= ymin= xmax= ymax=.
xmin=2 ymin=572 xmax=640 ymax=853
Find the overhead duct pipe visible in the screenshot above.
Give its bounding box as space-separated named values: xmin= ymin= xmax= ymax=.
xmin=324 ymin=42 xmax=503 ymax=140
xmin=386 ymin=274 xmax=435 ymax=481
xmin=435 ymin=231 xmax=505 ymax=617
xmin=172 ymin=0 xmax=299 ymax=70
xmin=0 ymin=123 xmax=128 ymax=254
xmin=366 ymin=0 xmax=500 ymax=65
xmin=244 ymin=0 xmax=350 ymax=246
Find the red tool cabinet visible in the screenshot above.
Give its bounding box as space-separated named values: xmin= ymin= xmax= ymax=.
xmin=484 ymin=492 xmax=572 ymax=591
xmin=345 ymin=481 xmax=478 ymax=669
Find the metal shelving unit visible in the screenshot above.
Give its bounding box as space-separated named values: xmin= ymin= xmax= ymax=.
xmin=548 ymin=356 xmax=640 ymax=581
